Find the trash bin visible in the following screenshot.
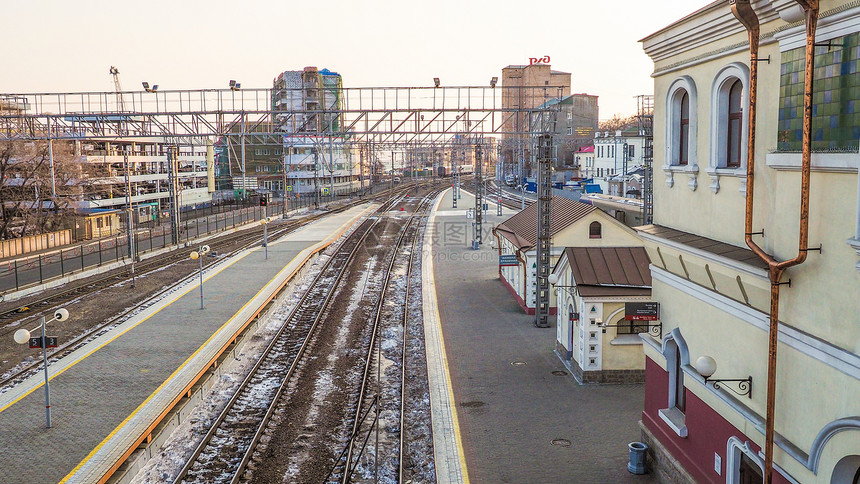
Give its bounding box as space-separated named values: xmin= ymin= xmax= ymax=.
xmin=628 ymin=441 xmax=648 ymax=474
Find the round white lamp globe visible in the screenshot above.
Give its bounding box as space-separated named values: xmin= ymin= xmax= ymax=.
xmin=695 ymin=356 xmax=717 ymax=378
xmin=14 ymin=328 xmax=30 ymax=344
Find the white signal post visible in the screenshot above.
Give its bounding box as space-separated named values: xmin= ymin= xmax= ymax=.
xmin=189 ymin=245 xmax=211 ymax=309
xmin=260 ymin=217 xmax=271 ymax=260
xmin=13 ymin=307 xmax=71 ymax=428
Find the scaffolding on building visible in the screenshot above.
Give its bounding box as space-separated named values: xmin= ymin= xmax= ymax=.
xmin=635 ymin=94 xmax=654 ymax=225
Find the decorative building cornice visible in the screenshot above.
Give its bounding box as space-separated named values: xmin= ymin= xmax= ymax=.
xmin=645 ymin=1 xmax=860 ymax=76
xmin=641 ymin=1 xmax=779 ymax=63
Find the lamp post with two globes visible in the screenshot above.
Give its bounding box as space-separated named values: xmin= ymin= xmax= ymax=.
xmin=13 ymin=308 xmax=71 ymax=428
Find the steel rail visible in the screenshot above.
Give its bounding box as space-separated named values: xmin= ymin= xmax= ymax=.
xmin=397 ymin=192 xmax=429 ymax=483
xmin=339 ymin=190 xmax=438 ymax=483
xmin=174 ymin=195 xmax=406 ymax=484
xmin=0 ymin=211 xmax=322 ymax=390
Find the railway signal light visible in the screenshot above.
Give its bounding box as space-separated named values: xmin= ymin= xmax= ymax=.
xmin=260 ymin=196 xmax=268 ymax=207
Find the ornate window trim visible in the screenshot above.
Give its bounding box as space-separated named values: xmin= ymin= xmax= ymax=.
xmin=707 ymin=63 xmax=749 ymax=195
xmin=664 ymin=76 xmax=699 ymax=190
xmin=658 ymin=328 xmax=690 ymax=438
xmin=726 ymin=436 xmax=765 ymax=484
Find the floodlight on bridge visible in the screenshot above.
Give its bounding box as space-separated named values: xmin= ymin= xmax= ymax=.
xmin=433 ymin=78 xmax=440 ymax=88
xmin=142 ymin=82 xmax=158 ymax=92
xmin=490 ymin=77 xmax=498 ymax=88
xmin=229 ymin=80 xmax=241 ymax=91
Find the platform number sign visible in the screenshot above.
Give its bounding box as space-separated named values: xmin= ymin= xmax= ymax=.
xmin=29 ymin=336 xmax=58 ymax=349
xmin=499 ymin=254 xmax=518 ymax=266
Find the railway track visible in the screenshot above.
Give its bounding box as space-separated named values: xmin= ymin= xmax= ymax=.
xmin=0 ymin=187 xmax=419 ymax=392
xmin=173 ymin=194 xmax=408 ymax=484
xmin=326 ymin=190 xmax=438 ymax=483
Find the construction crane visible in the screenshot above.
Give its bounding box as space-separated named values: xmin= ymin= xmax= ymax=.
xmin=109 ymin=66 xmax=125 ymax=112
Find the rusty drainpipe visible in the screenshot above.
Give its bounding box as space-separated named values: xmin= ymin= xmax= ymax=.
xmin=730 ymin=1 xmax=817 ymax=483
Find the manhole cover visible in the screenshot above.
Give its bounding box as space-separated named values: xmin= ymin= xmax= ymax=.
xmin=551 ymin=439 xmax=572 ymax=447
xmin=552 ymin=370 xmax=568 ymax=376
xmin=460 ymin=401 xmax=485 ymax=408
xmin=511 ymin=361 xmax=527 ymax=366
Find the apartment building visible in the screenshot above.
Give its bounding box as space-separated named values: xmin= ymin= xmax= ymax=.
xmin=537 ymin=94 xmax=599 ymax=170
xmin=639 ymin=1 xmax=860 ymax=483
xmin=76 ymin=138 xmax=213 ymax=220
xmin=500 ymin=63 xmax=571 ymax=179
xmin=593 ymin=129 xmax=648 ymax=196
xmin=221 ymin=67 xmax=362 ymax=197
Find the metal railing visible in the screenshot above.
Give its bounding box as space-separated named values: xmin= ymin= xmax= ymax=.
xmin=0 ymin=188 xmax=371 ymax=295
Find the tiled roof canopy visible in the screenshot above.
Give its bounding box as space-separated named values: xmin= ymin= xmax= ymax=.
xmin=636 ymin=224 xmax=768 ymax=271
xmin=495 ymin=199 xmax=596 ymax=250
xmin=563 ymin=246 xmax=652 ymax=297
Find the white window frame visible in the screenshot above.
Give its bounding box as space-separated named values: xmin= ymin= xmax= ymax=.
xmin=658 ymin=328 xmax=690 ymax=438
xmin=726 ymin=436 xmax=765 ymax=484
xmin=707 ymin=63 xmax=750 ymax=194
xmin=664 ymin=76 xmax=699 ymax=190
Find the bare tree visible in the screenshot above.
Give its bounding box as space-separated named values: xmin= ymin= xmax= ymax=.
xmin=0 ymin=140 xmax=83 ymax=239
xmin=598 ymin=114 xmax=638 ymax=132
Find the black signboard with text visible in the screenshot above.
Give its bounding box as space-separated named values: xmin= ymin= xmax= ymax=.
xmin=625 ymin=302 xmax=660 ymax=321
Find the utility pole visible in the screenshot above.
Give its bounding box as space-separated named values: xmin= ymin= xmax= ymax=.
xmin=535 ymin=134 xmax=553 ymax=328
xmin=497 ymin=174 xmax=503 ymax=217
xmin=313 ymin=148 xmax=320 ymax=209
xmin=473 ymin=144 xmax=484 ymax=249
xmin=328 ymin=129 xmax=335 ymax=201
xmin=47 ymin=117 xmax=56 ymax=199
xmin=520 ymin=141 xmax=526 ymax=210
xmin=359 ymin=147 xmax=364 ymax=197
xmin=167 ymin=147 xmax=181 ymax=245
xmin=124 ymin=153 xmax=136 ymax=287
xmin=282 ymin=150 xmax=288 ymax=218
xmin=240 ymin=113 xmax=246 ymax=200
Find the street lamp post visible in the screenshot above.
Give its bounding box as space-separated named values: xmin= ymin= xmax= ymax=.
xmin=13 ymin=308 xmax=71 ymax=428
xmin=189 ymin=245 xmax=211 ymax=309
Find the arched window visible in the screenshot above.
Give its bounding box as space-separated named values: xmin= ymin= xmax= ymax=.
xmin=674 ymin=344 xmax=685 ymax=412
xmin=679 ymin=92 xmax=690 ymax=166
xmin=726 ymin=79 xmax=743 ymax=168
xmin=710 ymin=64 xmax=749 ymax=172
xmin=660 ymin=330 xmax=689 ymax=438
xmin=665 ymin=76 xmax=697 ymax=171
xmin=589 ymin=221 xmax=602 ymax=239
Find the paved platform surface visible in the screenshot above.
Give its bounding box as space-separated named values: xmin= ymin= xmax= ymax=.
xmin=0 ymin=205 xmax=372 ymax=484
xmin=425 ymin=188 xmax=652 ymax=483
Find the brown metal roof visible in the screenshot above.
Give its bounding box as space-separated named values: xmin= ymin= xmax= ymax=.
xmin=495 ymin=199 xmax=596 ymax=250
xmin=635 ymin=224 xmax=768 ymax=270
xmin=563 ymin=247 xmax=652 ymax=297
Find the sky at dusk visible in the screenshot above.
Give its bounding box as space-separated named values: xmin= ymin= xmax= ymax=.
xmin=1 ymin=0 xmax=713 ymax=119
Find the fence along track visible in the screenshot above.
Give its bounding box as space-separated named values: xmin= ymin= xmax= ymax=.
xmin=174 ymin=195 xmax=405 ymax=484
xmin=0 ymin=188 xmax=416 ymax=391
xmin=0 ymin=211 xmax=329 ymax=391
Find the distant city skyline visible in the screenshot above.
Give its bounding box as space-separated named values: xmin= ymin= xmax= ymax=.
xmin=1 ymin=0 xmax=711 ymax=119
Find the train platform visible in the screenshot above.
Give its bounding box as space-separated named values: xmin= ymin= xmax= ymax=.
xmin=0 ymin=203 xmax=375 ymax=484
xmin=423 ymin=188 xmax=652 ymax=483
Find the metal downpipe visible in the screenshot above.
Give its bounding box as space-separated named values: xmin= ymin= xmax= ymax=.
xmin=731 ymin=1 xmax=817 ymax=483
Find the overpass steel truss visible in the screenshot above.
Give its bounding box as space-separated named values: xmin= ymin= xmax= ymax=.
xmin=0 ymin=86 xmax=561 ymax=146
